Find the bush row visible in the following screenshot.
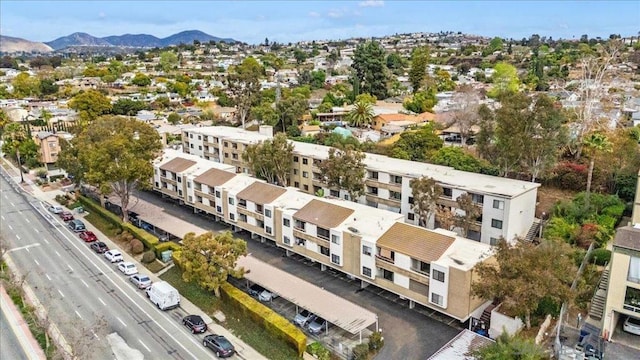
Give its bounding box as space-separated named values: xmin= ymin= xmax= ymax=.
xmin=220 ymin=282 xmax=307 ymax=356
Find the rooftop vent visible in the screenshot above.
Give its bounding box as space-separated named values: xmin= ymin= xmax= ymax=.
xmin=348 ymin=227 xmax=360 ymax=234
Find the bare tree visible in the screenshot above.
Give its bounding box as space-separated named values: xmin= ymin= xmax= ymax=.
xmin=410 ymin=177 xmax=443 ymax=228
xmin=436 ymin=205 xmax=456 ymax=231
xmin=446 ymin=85 xmax=482 ymax=146
xmin=455 ymin=193 xmax=482 ymax=238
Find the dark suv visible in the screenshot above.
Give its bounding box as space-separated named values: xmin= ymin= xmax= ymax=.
xmin=182 ymin=315 xmax=207 ymax=334
xmin=203 ymin=334 xmax=235 ymax=358
xmin=247 ymin=284 xmax=265 ymax=297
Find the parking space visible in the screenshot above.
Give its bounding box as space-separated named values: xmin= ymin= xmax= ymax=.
xmin=610 ymin=315 xmax=640 ymax=351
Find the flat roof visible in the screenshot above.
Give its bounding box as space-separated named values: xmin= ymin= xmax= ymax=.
xmin=238 ymin=255 xmax=377 ymax=335
xmin=433 ymin=235 xmax=494 ymax=271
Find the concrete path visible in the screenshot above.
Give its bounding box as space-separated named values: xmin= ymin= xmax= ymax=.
xmin=0 ymin=285 xmax=47 ymax=360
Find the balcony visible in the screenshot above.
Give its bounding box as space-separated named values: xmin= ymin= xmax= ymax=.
xmin=364 ymin=178 xmax=396 ymax=191
xmin=365 ymin=194 xmax=401 ymax=208
xmin=624 ymin=287 xmax=640 ymax=314
xmin=237 ymin=206 xmax=265 ymax=222
xmin=293 ymin=228 xmax=330 ymax=246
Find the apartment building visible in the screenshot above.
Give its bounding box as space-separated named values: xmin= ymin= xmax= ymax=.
xmin=151 ymin=150 xmax=495 ymax=321
xmin=33 ymin=131 xmax=60 ymax=167
xmin=181 ymin=126 xmax=539 ymax=245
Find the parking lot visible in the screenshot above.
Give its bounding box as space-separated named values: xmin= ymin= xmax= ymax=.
xmin=136 ymin=190 xmax=461 ymax=359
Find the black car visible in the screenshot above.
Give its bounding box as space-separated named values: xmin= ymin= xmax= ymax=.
xmin=203 ymin=334 xmax=235 ymax=358
xmin=90 ymin=241 xmax=109 ymax=254
xmin=182 ymin=315 xmax=207 ymax=334
xmin=247 ymin=284 xmax=265 ymax=297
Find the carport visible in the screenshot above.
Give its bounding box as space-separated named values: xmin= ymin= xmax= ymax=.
xmin=237 ymin=255 xmax=378 ymax=342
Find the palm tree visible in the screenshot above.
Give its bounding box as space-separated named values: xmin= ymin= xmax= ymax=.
xmin=583 ymin=131 xmax=612 ymax=207
xmin=347 ymin=101 xmax=374 ymax=128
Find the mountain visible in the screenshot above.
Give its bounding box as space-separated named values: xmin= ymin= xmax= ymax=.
xmin=44 ymin=30 xmax=237 ymax=50
xmin=0 ymin=35 xmax=53 ymax=53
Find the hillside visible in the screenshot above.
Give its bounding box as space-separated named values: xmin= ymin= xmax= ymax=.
xmin=0 ymin=35 xmax=53 ymax=53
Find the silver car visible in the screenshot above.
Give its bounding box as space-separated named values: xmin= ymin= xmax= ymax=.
xmin=307 ymin=317 xmax=327 ymax=335
xmin=294 ymin=309 xmax=316 ymax=327
xmin=129 ymin=274 xmax=152 ymax=289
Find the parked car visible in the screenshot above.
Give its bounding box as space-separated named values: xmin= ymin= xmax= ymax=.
xmin=307 ymin=317 xmax=327 ymax=335
xmin=90 ymin=241 xmax=109 ymax=253
xmin=247 ymin=284 xmax=265 ymax=297
xmin=258 ymin=289 xmax=278 ymax=302
xmin=203 ymin=334 xmax=235 ymax=358
xmin=623 ymin=316 xmax=640 ymax=336
xmin=67 ymin=219 xmax=86 ymax=232
xmin=60 ymin=211 xmax=74 ymax=222
xmin=117 ymin=262 xmax=138 ymax=275
xmin=104 ymin=250 xmax=123 ymax=263
xmin=294 ymin=309 xmax=316 ymax=327
xmin=129 ymin=274 xmax=152 ymax=289
xmin=79 ymin=231 xmax=98 ymax=242
xmin=182 ymin=314 xmax=207 ymax=334
xmin=48 ymin=205 xmax=63 ymax=214
xmin=444 ymin=134 xmax=462 ymax=143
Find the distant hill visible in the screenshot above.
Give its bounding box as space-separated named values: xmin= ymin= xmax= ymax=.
xmin=44 ymin=30 xmax=236 ymax=50
xmin=0 ymin=35 xmax=53 ymax=53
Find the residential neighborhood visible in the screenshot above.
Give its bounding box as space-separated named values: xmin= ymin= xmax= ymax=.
xmin=1 ymin=1 xmax=639 ymax=360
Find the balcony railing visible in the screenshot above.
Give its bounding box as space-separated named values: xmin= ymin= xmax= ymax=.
xmin=375 ymin=254 xmax=395 ymax=264
xmin=623 ymin=302 xmax=640 ymax=314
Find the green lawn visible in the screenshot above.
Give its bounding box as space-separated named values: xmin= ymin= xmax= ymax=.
xmin=160 ymin=267 xmax=300 ymax=360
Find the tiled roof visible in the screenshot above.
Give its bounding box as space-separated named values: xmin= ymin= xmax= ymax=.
xmin=159 ymin=157 xmax=197 ymax=173
xmin=294 ymin=199 xmax=354 ymax=229
xmin=377 ymin=222 xmax=455 ymax=263
xmin=236 ymin=182 xmax=287 ymax=205
xmin=193 ymin=168 xmax=236 ymax=187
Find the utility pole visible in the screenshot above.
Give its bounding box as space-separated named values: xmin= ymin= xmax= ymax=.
xmin=16 ymin=148 xmax=24 ymax=183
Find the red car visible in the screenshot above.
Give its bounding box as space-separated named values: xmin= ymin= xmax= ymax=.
xmin=60 ymin=211 xmax=74 ymax=222
xmin=79 ymin=231 xmax=98 ymax=242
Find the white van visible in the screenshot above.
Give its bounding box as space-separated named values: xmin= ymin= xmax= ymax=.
xmin=146 ymin=281 xmax=180 ymax=310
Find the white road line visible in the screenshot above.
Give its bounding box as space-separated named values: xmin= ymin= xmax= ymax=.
xmin=91 ymin=330 xmax=99 ymax=339
xmin=138 ymin=340 xmax=151 ymax=353
xmin=44 ymin=239 xmax=49 ymax=244
xmin=75 ymin=310 xmax=82 ymax=319
xmin=45 ymin=274 xmax=51 ymax=281
xmin=10 ymin=202 xmax=14 ymax=207
xmin=16 ymin=235 xmax=21 ymax=240
xmin=81 ymin=280 xmax=89 ymax=288
xmin=55 ymin=250 xmax=61 ymax=257
xmin=7 ymin=225 xmax=12 ymax=230
xmin=57 ymin=289 xmax=65 ymax=298
xmin=3 ymin=194 xmax=6 ymax=199
xmin=116 ymin=317 xmax=127 ymax=327
xmin=98 ymin=297 xmax=106 ymax=306
xmin=34 ymin=228 xmax=39 ymax=233
xmin=25 ymin=247 xmax=29 ymax=253
xmin=34 ymin=259 xmax=39 ymax=266
xmin=0 ymin=215 xmax=4 ymax=220
xmin=7 ymin=243 xmax=41 ymax=253
xmin=25 ymin=218 xmax=30 ymax=223
xmin=67 ymin=264 xmax=74 ymax=272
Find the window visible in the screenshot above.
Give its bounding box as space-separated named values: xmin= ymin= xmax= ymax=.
xmin=283 ymin=218 xmax=291 ymax=227
xmin=293 ymin=169 xmax=298 ymax=175
xmin=283 ymin=236 xmax=291 ymax=245
xmin=216 ymin=206 xmax=222 ymax=213
xmin=265 ymin=226 xmax=272 ymax=234
xmin=196 ymin=195 xmax=202 ymax=203
xmin=317 ymin=227 xmax=330 ymax=240
xmin=368 ymin=171 xmax=378 ymax=180
xmin=303 ymin=184 xmax=309 ymax=191
xmin=320 ymin=246 xmax=330 ymax=256
xmin=198 ymin=145 xmax=202 ymax=150
xmin=197 ymin=135 xmax=201 ymax=140
xmin=362 ymin=267 xmax=372 ymax=277
xmin=187 ymin=182 xmax=191 ymax=188
xmin=294 ymin=219 xmax=306 ymax=231
xmin=411 ymin=259 xmax=430 ymax=275
xmin=264 ymin=209 xmax=272 ymax=218
xmin=408 ymin=196 xmax=414 ymax=205
xmin=232 ymin=153 xmax=238 ymax=160
xmin=442 ymin=187 xmax=452 ymax=198
xmin=232 ymin=143 xmax=237 ymax=149
xmin=224 ymin=152 xmax=228 ymax=158
xmin=177 ymin=176 xmax=182 ymax=183
xmin=294 ymin=181 xmax=300 ymax=188
xmin=432 ymin=269 xmax=445 ymax=282
xmin=238 ymin=199 xmax=247 ymax=208
xmin=303 ymin=171 xmax=309 ymax=178
xmin=293 ymin=156 xmax=299 ymax=162
xmin=302 ymin=158 xmax=308 ymax=165
xmin=331 ymin=254 xmax=340 ymax=264
xmin=330 ymin=189 xmax=339 ymax=197
xmin=190 ymin=143 xmax=194 ymax=149
xmin=255 ymin=204 xmax=263 ymax=214
xmin=367 ymin=186 xmax=378 ymax=195
xmin=493 ymin=199 xmax=504 ymax=210
xmin=178 ymin=190 xmax=183 ymax=196
xmin=390 ymin=175 xmax=402 ymax=184
xmin=228 ymin=198 xmax=235 ymax=205
xmin=362 ymin=245 xmax=372 ymax=256
xmin=224 ymin=141 xmax=229 ymax=147
xmin=471 ymin=193 xmax=484 ymax=204
xmin=629 ymin=257 xmax=640 ymax=283
xmin=407 ymin=213 xmax=415 ymax=221
xmin=331 ymin=234 xmax=340 ymax=245
xmin=491 ymin=219 xmax=503 ymax=229
xmin=189 ymin=133 xmax=193 ymax=139
xmin=239 ymin=214 xmax=247 ymax=222
xmin=389 ymin=191 xmax=401 ymax=201
xmin=381 ymin=269 xmax=394 ymax=281
xmin=229 ymin=213 xmax=235 ymax=221
xmin=215 ymin=190 xmax=221 ymax=198
xmin=295 ymin=237 xmax=306 ymax=246
xmin=188 ymin=195 xmax=193 ymax=202
xmin=431 ymin=293 xmax=443 ymax=306
xmin=490 ymin=237 xmax=499 ymax=246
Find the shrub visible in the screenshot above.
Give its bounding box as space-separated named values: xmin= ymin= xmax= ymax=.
xmin=352 ymin=343 xmax=370 ymax=360
xmin=130 ymin=239 xmax=144 ymax=254
xmin=122 ymin=223 xmax=159 ymax=249
xmin=368 ymin=331 xmax=384 ymax=352
xmin=55 ymin=194 xmax=70 ymax=206
xmin=78 ymin=196 xmax=122 ymax=231
xmin=117 ymin=231 xmax=134 ymax=244
xmin=141 ymin=251 xmax=156 ymax=263
xmin=546 ymin=161 xmax=587 ymax=191
xmin=307 ymin=342 xmax=331 ymax=360
xmin=155 ymin=242 xmax=181 ymax=259
xmin=591 ymin=248 xmax=611 ymax=266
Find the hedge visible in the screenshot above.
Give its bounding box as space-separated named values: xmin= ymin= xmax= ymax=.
xmin=155 ymin=242 xmax=182 ymax=258
xmin=220 ymin=282 xmax=306 ymax=356
xmin=590 ymin=248 xmax=611 ymax=266
xmin=78 ymin=196 xmax=123 ymax=230
xmin=122 ymin=222 xmax=160 ymax=249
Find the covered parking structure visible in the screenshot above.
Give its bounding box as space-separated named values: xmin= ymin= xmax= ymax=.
xmin=237 ymin=255 xmax=378 ymax=341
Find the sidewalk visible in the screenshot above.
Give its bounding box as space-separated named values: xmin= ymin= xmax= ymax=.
xmin=0 ymin=284 xmax=47 ymax=360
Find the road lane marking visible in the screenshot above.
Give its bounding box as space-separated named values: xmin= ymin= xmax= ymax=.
xmin=75 ymin=310 xmax=83 ymax=319
xmin=67 ymin=265 xmax=74 ymax=272
xmin=3 ymin=195 xmax=6 ymax=199
xmin=0 ymin=215 xmax=4 ymax=220
xmin=58 ymin=289 xmax=65 ymax=298
xmin=7 ymin=225 xmax=12 ymax=230
xmin=44 ymin=239 xmax=49 ymax=244
xmin=117 ymin=317 xmax=127 ymax=327
xmin=16 ymin=235 xmax=21 ymax=240
xmin=138 ymin=340 xmax=151 ymax=353
xmin=81 ymin=280 xmax=89 ymax=288
xmin=34 ymin=259 xmax=39 ymax=266
xmin=45 ymin=274 xmax=51 ymax=281
xmin=55 ymin=251 xmax=61 ymax=257
xmin=91 ymin=330 xmax=99 ymax=339
xmin=10 ymin=202 xmax=14 ymax=207
xmin=98 ymin=297 xmax=106 ymax=306
xmin=7 ymin=243 xmax=41 ymax=253
xmin=25 ymin=218 xmax=30 ymax=223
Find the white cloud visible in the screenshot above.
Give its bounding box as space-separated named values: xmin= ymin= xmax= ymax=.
xmin=359 ymin=0 xmax=384 ymax=7
xmin=327 ymin=10 xmax=345 ymax=18
xmin=308 ymin=11 xmax=321 ymax=18
xmin=98 ymin=11 xmax=106 ymax=19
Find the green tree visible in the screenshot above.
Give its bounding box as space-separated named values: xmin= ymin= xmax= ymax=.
xmin=309 ymin=70 xmax=326 ymax=89
xmin=68 ymin=90 xmax=112 ymax=127
xmin=169 ymin=81 xmax=189 ymax=97
xmin=408 ymin=47 xmax=429 ymax=93
xmin=0 ymin=109 xmax=10 ymax=135
xmin=180 ymin=231 xmax=247 ymax=297
xmin=472 ymin=239 xmax=575 ymax=329
xmin=242 ymin=133 xmax=294 ymax=186
xmin=39 ymin=79 xmax=59 ymax=97
xmin=12 ymin=72 xmax=41 ymax=98
xmin=293 ymin=48 xmax=308 ymax=64
xmin=410 ymin=177 xmax=443 ymax=228
xmin=431 ymin=147 xmax=485 ymax=173
xmin=131 ymin=73 xmax=151 ymax=87
xmin=403 ymin=88 xmax=437 ymax=113
xmin=227 ymin=57 xmax=263 ymax=128
xmin=351 ymin=41 xmax=389 ymax=99
xmin=386 ymin=52 xmax=405 ymax=74
xmin=250 ymin=102 xmax=279 ymax=126
xmin=112 ymin=98 xmax=149 ymax=116
xmin=1 ymin=122 xmax=28 ymax=159
xmin=319 ymin=145 xmax=366 ymax=201
xmin=276 ymin=95 xmax=307 ymax=133
xmin=583 ymin=131 xmax=613 ymax=207
xmin=167 ymin=112 xmax=182 ymax=125
xmin=390 ymin=124 xmax=443 ymax=161
xmin=347 ymin=100 xmax=374 ymax=128
xmin=159 ymin=51 xmax=178 ymax=73
xmin=354 ymin=93 xmax=377 ymax=106
xmin=435 ymin=69 xmax=456 ymax=92
xmin=455 ymin=193 xmax=482 ymax=238
xmin=473 ymin=332 xmax=549 ymax=360
xmin=57 ymin=116 xmax=162 ymax=222
xmin=487 ymin=62 xmax=521 ymax=98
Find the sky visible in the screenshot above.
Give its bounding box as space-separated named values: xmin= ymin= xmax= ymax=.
xmin=1 ymin=1 xmax=638 ymax=44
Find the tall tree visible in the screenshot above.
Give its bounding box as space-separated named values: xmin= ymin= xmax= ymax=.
xmin=242 ymin=133 xmax=294 ymax=186
xmin=112 ymin=98 xmax=148 ymax=116
xmin=276 ymin=95 xmax=307 ymax=133
xmin=447 ymin=85 xmax=481 ymax=146
xmin=347 ymin=100 xmax=374 ymax=128
xmin=583 ymin=131 xmax=613 ymax=207
xmin=408 ymin=47 xmax=429 ymax=93
xmin=180 ymin=231 xmax=247 ymax=297
xmin=11 ymin=72 xmax=41 ymax=98
xmin=159 ymin=51 xmax=178 ymax=73
xmin=473 ymin=332 xmax=548 ymax=360
xmin=351 ymin=41 xmax=389 ymax=99
xmin=227 ymin=57 xmax=263 ymax=129
xmin=319 ymin=145 xmax=366 ymax=201
xmin=68 ymin=90 xmax=112 ymax=128
xmin=455 ymin=193 xmax=482 ymax=238
xmin=472 ymin=239 xmax=575 ymax=329
xmin=487 ymin=62 xmax=520 ymax=98
xmin=410 ymin=177 xmax=443 ymax=228
xmin=403 ymin=87 xmax=437 ymax=113
xmin=57 ymin=116 xmax=162 ymax=223
xmin=390 ymin=124 xmax=443 ymax=162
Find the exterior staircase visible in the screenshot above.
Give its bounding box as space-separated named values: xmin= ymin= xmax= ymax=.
xmin=524 ymin=219 xmax=541 ymax=243
xmin=588 ymin=268 xmax=610 ymax=321
xmin=479 ymin=303 xmax=496 ymax=328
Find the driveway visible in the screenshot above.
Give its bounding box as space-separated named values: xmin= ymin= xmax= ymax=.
xmin=135 ymin=191 xmax=461 ymax=359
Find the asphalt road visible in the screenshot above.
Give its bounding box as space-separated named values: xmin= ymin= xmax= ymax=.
xmin=0 ymin=309 xmax=29 ymax=360
xmin=0 ymin=175 xmax=221 ymax=360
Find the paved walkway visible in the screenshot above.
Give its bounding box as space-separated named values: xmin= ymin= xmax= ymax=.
xmin=0 ymin=285 xmax=47 ymax=360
